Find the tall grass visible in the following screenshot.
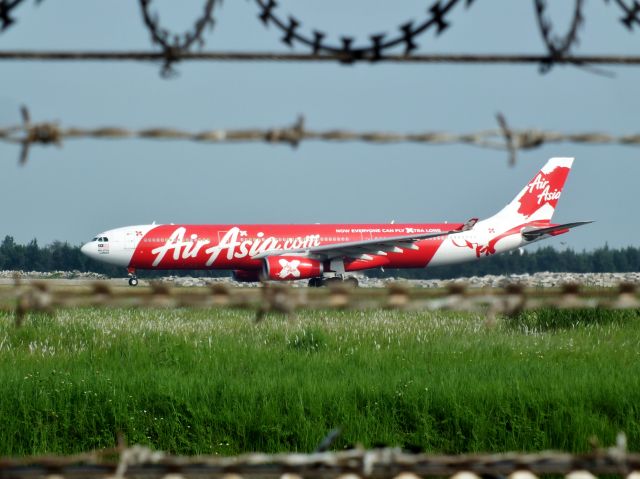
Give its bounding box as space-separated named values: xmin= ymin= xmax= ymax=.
xmin=0 ymin=307 xmax=638 ymax=456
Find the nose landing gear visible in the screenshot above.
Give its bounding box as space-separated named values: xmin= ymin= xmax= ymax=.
xmin=127 ymin=267 xmax=139 ymax=287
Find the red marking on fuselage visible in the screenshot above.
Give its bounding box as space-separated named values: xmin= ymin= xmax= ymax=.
xmin=128 ymin=223 xmax=460 ymax=271
xmin=451 ymin=238 xmax=492 ymax=258
xmin=451 ymin=221 xmax=551 ymax=258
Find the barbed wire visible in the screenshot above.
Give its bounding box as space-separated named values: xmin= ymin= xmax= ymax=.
xmin=3 ymin=280 xmax=640 ymax=326
xmin=139 ymin=0 xmax=217 ymax=76
xmin=534 ymin=0 xmax=585 ymax=73
xmin=0 ymin=438 xmax=637 ymax=478
xmin=3 ymin=108 xmax=640 ymax=166
xmin=253 ymin=0 xmax=631 ymax=71
xmin=0 ymin=0 xmax=41 ymax=32
xmin=254 ymin=0 xmax=473 ymax=63
xmin=3 ymin=51 xmax=640 ymax=64
xmin=0 ymin=1 xmax=640 ymax=74
xmin=610 ymin=0 xmax=640 ymax=30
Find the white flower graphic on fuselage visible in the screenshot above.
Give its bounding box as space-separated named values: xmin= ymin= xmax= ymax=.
xmin=278 ymin=259 xmax=301 ymax=278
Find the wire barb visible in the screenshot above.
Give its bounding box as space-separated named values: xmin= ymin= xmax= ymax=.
xmin=534 ymin=0 xmax=585 ymax=73
xmin=13 ymin=105 xmax=62 ymax=166
xmin=496 ymin=112 xmax=516 ymax=167
xmin=0 ymin=0 xmax=30 ymax=32
xmin=139 ymin=0 xmax=218 ymax=76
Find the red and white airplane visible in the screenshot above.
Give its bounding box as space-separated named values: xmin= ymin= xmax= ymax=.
xmin=81 ymin=157 xmax=591 ymax=286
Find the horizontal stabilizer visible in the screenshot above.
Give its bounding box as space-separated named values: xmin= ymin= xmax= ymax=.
xmin=522 ymin=221 xmax=593 ymax=241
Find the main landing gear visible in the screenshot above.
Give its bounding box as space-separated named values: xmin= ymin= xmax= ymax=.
xmin=308 ymin=276 xmax=359 ymax=288
xmin=127 ymin=267 xmax=138 ymax=287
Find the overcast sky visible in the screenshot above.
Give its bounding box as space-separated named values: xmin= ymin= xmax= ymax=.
xmin=0 ymin=1 xmax=638 ymax=250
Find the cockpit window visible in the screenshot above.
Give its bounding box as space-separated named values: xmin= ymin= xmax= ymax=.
xmin=92 ymin=237 xmax=98 ymax=242
xmin=103 ymin=237 xmax=109 ymax=242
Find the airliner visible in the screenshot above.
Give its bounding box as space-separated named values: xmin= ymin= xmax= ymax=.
xmin=81 ymin=157 xmax=591 ymax=286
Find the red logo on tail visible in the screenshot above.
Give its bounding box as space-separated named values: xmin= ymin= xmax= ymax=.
xmin=517 ymin=166 xmax=570 ymax=218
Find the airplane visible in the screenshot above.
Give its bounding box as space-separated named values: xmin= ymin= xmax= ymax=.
xmin=81 ymin=157 xmax=591 ymax=287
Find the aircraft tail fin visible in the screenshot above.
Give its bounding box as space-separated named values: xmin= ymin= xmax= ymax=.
xmin=491 ymin=157 xmax=574 ymax=224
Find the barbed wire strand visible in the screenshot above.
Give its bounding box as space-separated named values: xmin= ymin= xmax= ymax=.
xmin=3 ymin=108 xmax=640 ymax=166
xmin=3 ymin=281 xmax=640 ymax=327
xmin=0 ymin=439 xmax=637 ymax=477
xmin=2 ymin=51 xmax=640 ymax=64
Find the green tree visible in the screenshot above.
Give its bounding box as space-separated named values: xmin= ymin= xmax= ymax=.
xmin=0 ymin=236 xmax=24 ymax=270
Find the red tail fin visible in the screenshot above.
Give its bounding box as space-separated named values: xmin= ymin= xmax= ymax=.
xmin=494 ymin=157 xmax=574 ymax=223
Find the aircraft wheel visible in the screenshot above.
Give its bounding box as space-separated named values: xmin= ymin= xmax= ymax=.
xmin=128 ymin=277 xmax=139 ymax=287
xmin=323 ymin=277 xmax=343 ymax=287
xmin=308 ymin=277 xmax=322 ymax=288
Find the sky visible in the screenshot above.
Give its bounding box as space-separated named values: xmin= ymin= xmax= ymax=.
xmin=0 ymin=1 xmax=638 ymax=250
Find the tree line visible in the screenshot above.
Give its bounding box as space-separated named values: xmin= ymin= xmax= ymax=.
xmin=0 ymin=235 xmax=638 ymax=279
xmin=370 ymin=244 xmax=640 ymax=279
xmin=0 ymin=236 xmax=224 ymax=278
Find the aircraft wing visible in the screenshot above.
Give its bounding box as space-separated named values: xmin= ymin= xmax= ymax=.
xmin=521 ymin=221 xmax=593 ymax=241
xmin=252 ymin=218 xmax=478 ymax=261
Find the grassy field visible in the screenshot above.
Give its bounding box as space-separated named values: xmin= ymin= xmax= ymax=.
xmin=0 ymin=305 xmax=638 ymax=456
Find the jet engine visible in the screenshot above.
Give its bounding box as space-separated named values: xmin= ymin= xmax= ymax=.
xmin=232 ymin=270 xmax=262 ymax=282
xmin=263 ymin=256 xmax=324 ymax=280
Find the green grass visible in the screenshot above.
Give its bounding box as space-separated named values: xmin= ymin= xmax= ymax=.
xmin=0 ymin=307 xmax=638 ymax=456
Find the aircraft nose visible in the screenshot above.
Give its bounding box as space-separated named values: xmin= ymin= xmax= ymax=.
xmin=81 ymin=242 xmax=95 ymax=258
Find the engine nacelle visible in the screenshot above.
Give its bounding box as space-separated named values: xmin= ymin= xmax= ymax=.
xmin=232 ymin=270 xmax=262 ymax=282
xmin=263 ymin=256 xmax=324 ymax=281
